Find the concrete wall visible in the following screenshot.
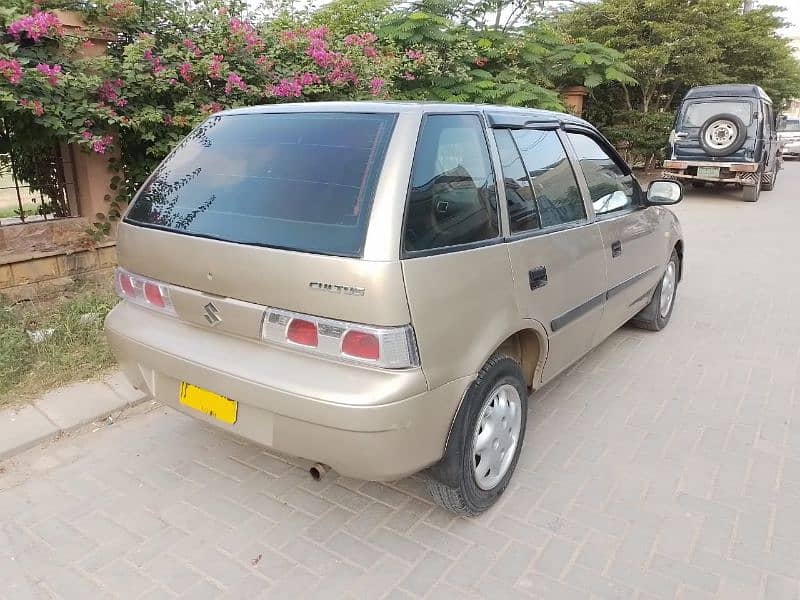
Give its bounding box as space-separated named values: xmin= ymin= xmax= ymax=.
xmin=0 ymin=243 xmax=116 ymax=302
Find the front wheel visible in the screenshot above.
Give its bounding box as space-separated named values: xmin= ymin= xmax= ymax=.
xmin=630 ymin=250 xmax=679 ymax=332
xmin=426 ymin=355 xmax=527 ymax=516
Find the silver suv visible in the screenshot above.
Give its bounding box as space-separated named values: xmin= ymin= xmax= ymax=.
xmin=106 ymin=102 xmax=684 ymax=515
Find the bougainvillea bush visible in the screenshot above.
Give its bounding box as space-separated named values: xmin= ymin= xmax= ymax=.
xmin=0 ymin=0 xmax=634 ymax=231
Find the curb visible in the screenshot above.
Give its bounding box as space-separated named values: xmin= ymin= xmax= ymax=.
xmin=0 ymin=371 xmax=148 ymax=461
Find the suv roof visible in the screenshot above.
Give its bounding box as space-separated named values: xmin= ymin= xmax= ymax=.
xmin=683 ymin=84 xmax=771 ymax=103
xmin=220 ymin=100 xmax=591 ymax=127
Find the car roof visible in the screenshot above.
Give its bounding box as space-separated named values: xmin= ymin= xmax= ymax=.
xmin=683 ymin=84 xmax=772 ymax=103
xmin=218 ymin=101 xmax=592 ymax=128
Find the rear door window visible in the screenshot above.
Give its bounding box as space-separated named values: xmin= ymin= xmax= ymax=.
xmin=126 ymin=112 xmax=396 ymax=257
xmin=403 ymin=114 xmax=499 ymax=253
xmin=683 ymin=101 xmax=753 ymax=127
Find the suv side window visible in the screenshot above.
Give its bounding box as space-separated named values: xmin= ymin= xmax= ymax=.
xmin=404 ymin=115 xmax=499 ymax=253
xmin=511 ymin=129 xmax=585 ymax=228
xmin=763 ymin=101 xmax=774 ymax=137
xmin=567 ymin=132 xmax=640 ymax=216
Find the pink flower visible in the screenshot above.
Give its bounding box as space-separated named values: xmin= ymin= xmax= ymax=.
xmin=344 ymin=32 xmax=377 ymax=47
xmin=255 ymin=55 xmax=273 ymax=70
xmin=98 ymin=79 xmax=123 ymax=103
xmin=81 ymin=39 xmax=95 ymax=50
xmin=474 ymin=57 xmax=488 ymax=67
xmin=82 ymin=130 xmax=93 ymax=139
xmin=0 ymin=59 xmax=23 ymax=85
xmin=143 ymin=49 xmax=153 ymax=60
xmin=363 ymin=46 xmax=378 ymax=58
xmin=307 ymin=26 xmax=328 ymax=41
xmin=272 ymin=79 xmax=303 ymax=98
xmin=370 ymin=78 xmax=385 ymax=96
xmin=209 ymin=55 xmax=223 ymax=79
xmin=116 ymin=98 xmax=128 ymax=107
xmin=295 ymin=72 xmax=320 ymax=86
xmin=92 ymin=135 xmax=114 ymax=155
xmin=229 ymin=18 xmax=262 ymax=49
xmin=401 ymin=72 xmax=416 ymax=81
xmin=405 ymin=49 xmax=425 ymax=61
xmin=201 ymin=102 xmax=223 ymax=114
xmin=178 ymin=62 xmax=192 ymax=83
xmin=280 ymin=30 xmax=298 ymax=45
xmin=183 ymin=38 xmax=202 ymax=58
xmin=36 ymin=63 xmax=62 ymax=85
xmin=224 ymin=72 xmax=246 ymax=95
xmin=7 ymin=11 xmax=63 ymax=42
xmin=163 ymin=114 xmax=173 ymax=125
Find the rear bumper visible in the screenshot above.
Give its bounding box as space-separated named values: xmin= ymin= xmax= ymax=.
xmin=663 ymin=160 xmax=759 ymax=185
xmin=105 ymin=302 xmax=469 ymax=481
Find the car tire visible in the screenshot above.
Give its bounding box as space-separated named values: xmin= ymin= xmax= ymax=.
xmin=426 ymin=354 xmax=528 ymax=516
xmin=743 ymin=177 xmax=761 ymax=202
xmin=629 ymin=250 xmax=680 ymax=332
xmin=691 ymin=181 xmax=706 ymax=189
xmin=699 ymin=113 xmax=748 ymax=157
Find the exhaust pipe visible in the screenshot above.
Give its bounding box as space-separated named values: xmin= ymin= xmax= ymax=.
xmin=309 ymin=463 xmax=330 ymax=481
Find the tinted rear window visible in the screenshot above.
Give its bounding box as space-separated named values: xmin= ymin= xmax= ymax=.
xmin=126 ymin=112 xmax=396 ymax=256
xmin=682 ymin=101 xmax=753 ymax=127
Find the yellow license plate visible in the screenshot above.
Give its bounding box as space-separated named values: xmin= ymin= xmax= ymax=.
xmin=179 ymin=383 xmax=238 ymax=424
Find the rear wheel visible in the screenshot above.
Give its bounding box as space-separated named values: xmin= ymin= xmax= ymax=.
xmin=630 ymin=250 xmax=679 ymax=332
xmin=426 ymin=354 xmax=527 ymax=516
xmin=743 ymin=177 xmax=761 ymax=202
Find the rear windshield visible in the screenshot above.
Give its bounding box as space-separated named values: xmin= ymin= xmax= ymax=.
xmin=779 ymin=119 xmax=800 ymax=132
xmin=682 ymin=101 xmax=753 ymax=127
xmin=126 ymin=112 xmax=396 ymax=257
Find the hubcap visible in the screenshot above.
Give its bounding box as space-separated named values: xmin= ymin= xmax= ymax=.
xmin=705 ymin=120 xmax=738 ymax=150
xmin=471 ymin=383 xmax=522 ymax=491
xmin=659 ymin=261 xmax=677 ymax=318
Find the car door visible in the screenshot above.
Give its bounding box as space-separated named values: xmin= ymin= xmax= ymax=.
xmin=564 ymin=129 xmax=663 ymax=343
xmin=491 ymin=125 xmax=607 ymax=383
xmin=400 ymin=113 xmax=520 ymax=389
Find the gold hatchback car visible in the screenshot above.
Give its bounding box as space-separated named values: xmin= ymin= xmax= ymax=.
xmin=106 ymin=102 xmax=684 ymax=515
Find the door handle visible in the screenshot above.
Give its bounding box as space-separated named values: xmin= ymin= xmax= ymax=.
xmin=611 ymin=241 xmax=622 ymax=258
xmin=529 ymin=266 xmax=548 ymax=290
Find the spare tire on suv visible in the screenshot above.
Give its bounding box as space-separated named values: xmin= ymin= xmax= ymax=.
xmin=699 ymin=113 xmax=748 ymax=157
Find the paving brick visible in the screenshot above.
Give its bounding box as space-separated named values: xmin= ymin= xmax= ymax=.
xmin=0 ymin=405 xmax=59 ymax=460
xmin=532 ymin=535 xmax=577 ymax=579
xmin=34 ymin=381 xmax=128 ymax=430
xmin=398 ymin=550 xmax=452 ymax=596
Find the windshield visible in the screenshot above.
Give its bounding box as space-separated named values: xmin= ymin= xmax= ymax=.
xmin=125 ymin=112 xmax=396 ymax=257
xmin=779 ymin=119 xmax=800 ymax=132
xmin=682 ymin=101 xmax=753 ymax=128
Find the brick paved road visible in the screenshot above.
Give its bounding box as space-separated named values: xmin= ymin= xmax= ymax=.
xmin=3 ymin=164 xmax=800 ymax=600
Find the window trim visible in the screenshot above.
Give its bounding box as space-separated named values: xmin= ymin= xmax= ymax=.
xmin=561 ymin=126 xmax=645 ymax=221
xmin=400 ymin=112 xmax=503 ymax=259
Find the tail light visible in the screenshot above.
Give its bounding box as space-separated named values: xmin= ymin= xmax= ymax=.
xmin=262 ymin=308 xmax=419 ymax=369
xmin=114 ymin=267 xmax=177 ymax=316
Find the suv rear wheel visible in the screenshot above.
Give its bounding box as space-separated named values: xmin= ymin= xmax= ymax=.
xmin=743 ymin=176 xmax=761 ymax=202
xmin=426 ymin=354 xmax=527 ymax=516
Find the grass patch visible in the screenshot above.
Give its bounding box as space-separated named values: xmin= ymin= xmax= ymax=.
xmin=0 ymin=203 xmax=41 ymax=219
xmin=0 ymin=280 xmax=119 ymax=405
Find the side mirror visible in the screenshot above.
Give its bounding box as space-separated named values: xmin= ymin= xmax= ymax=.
xmin=647 ymin=180 xmax=683 ymax=206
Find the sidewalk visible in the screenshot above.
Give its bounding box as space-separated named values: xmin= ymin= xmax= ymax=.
xmin=0 ymin=371 xmax=148 ymax=460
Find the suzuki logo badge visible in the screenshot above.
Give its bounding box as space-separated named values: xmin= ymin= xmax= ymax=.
xmin=203 ymin=302 xmax=222 ymax=326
